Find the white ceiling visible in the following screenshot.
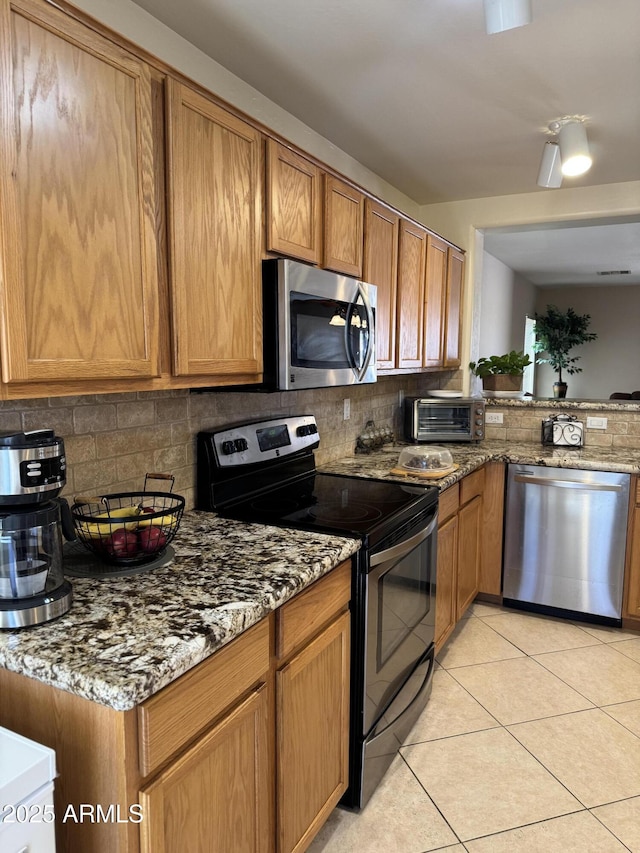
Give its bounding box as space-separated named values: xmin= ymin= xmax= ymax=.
xmin=130 ymin=0 xmax=640 ymax=281
xmin=483 ymin=216 xmax=640 ymax=286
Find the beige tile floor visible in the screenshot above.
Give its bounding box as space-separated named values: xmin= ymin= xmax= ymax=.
xmin=308 ymin=602 xmax=640 ymax=853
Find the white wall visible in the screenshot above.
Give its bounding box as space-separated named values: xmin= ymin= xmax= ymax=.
xmin=534 ymin=286 xmax=640 ymax=399
xmin=477 ymin=253 xmax=536 ymax=356
xmin=469 ymin=252 xmax=537 ymax=396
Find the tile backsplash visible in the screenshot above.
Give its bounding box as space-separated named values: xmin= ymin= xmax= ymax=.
xmin=484 ymin=404 xmax=640 ymax=449
xmin=3 ymin=373 xmax=459 ymax=509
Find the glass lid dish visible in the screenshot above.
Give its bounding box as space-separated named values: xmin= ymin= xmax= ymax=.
xmin=397 ymin=446 xmax=454 ymax=472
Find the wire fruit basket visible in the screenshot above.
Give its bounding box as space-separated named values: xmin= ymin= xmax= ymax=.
xmin=71 ymin=474 xmax=185 ymax=567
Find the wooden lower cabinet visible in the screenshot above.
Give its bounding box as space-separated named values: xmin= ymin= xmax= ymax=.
xmin=435 ymin=468 xmax=485 ymax=652
xmin=0 ymin=561 xmax=352 ymax=853
xmin=275 ymin=561 xmax=351 ymax=853
xmin=276 ymin=611 xmax=350 ymax=853
xmin=140 ymin=685 xmax=271 ymax=853
xmin=435 ymin=511 xmax=457 ymax=650
xmin=456 ymin=494 xmax=482 ymax=618
xmin=623 ymin=476 xmax=640 ymax=627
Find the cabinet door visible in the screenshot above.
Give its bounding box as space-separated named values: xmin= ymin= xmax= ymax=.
xmin=396 ymin=220 xmax=427 ymax=369
xmin=166 ymin=80 xmax=263 ymax=380
xmin=140 ymin=684 xmax=272 ymax=853
xmin=363 ymin=200 xmax=399 ymax=370
xmin=435 ymin=514 xmax=458 ymax=652
xmin=0 ymin=0 xmax=159 ymax=383
xmin=444 ymin=247 xmax=464 ymax=368
xmin=276 ymin=611 xmax=350 ymax=853
xmin=457 ymin=494 xmax=482 ymax=619
xmin=323 ymin=176 xmax=364 ymax=276
xmin=267 ymin=140 xmax=322 ymax=264
xmin=423 ymin=235 xmax=447 ymax=368
xmin=479 ymin=461 xmax=505 ymax=596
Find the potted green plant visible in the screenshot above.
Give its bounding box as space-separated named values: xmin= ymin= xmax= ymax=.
xmin=533 ymin=305 xmax=597 ymax=398
xmin=468 ymin=350 xmax=532 ymax=392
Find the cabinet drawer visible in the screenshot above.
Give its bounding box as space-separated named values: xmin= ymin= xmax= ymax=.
xmin=438 ymin=483 xmax=460 ymax=524
xmin=138 ymin=616 xmax=271 ymax=777
xmin=276 ymin=560 xmax=351 ymax=661
xmin=460 ymin=467 xmax=485 ymax=505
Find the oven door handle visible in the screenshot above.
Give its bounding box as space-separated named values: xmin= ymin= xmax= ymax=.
xmin=369 ymin=508 xmax=438 ymax=569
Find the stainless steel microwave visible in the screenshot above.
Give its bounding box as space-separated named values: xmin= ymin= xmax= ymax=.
xmin=261 ymin=258 xmax=377 ymax=391
xmin=404 ymin=397 xmax=486 ymax=442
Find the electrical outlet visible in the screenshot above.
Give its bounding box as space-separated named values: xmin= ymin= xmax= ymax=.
xmin=343 ymin=398 xmax=351 ymax=420
xmin=485 ymin=412 xmax=503 ymax=424
xmin=586 ymin=416 xmax=607 ymax=429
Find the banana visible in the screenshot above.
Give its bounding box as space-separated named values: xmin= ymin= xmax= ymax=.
xmin=95 ymin=505 xmax=142 ymax=520
xmin=137 ymin=513 xmax=177 ymax=529
xmin=77 ymin=504 xmax=142 ymax=538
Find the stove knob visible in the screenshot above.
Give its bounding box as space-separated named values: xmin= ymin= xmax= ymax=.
xmin=234 ymin=438 xmax=248 ymax=452
xmin=475 ymin=428 xmax=484 ymax=436
xmin=476 ymin=418 xmax=484 ymax=425
xmin=221 ymin=440 xmax=236 ymax=455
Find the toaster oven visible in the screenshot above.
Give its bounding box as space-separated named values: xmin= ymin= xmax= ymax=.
xmin=404 ymin=398 xmax=486 ymax=442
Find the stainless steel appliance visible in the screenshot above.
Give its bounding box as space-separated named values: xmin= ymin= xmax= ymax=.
xmin=196 ymin=415 xmax=438 ymax=809
xmin=260 ymin=258 xmax=376 ymax=390
xmin=404 ymin=397 xmax=485 ymax=442
xmin=0 ymin=430 xmax=73 ymax=629
xmin=503 ymin=464 xmax=630 ymax=623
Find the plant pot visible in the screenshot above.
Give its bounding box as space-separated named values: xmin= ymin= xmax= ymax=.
xmin=482 ymin=374 xmax=523 ymax=393
xmin=553 ymin=382 xmax=568 ymax=398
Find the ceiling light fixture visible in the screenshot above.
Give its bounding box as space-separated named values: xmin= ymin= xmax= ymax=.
xmin=557 ymin=120 xmax=592 ymax=177
xmin=537 ymin=117 xmax=593 ymax=189
xmin=483 ymin=0 xmax=532 ymax=34
xmin=537 ymin=140 xmax=562 ymax=188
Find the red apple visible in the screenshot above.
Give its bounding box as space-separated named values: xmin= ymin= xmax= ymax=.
xmin=138 ymin=526 xmax=167 ymax=553
xmin=107 ymin=527 xmax=139 ymax=557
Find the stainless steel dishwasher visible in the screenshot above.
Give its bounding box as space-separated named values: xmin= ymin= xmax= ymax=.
xmin=503 ymin=464 xmax=631 ymax=623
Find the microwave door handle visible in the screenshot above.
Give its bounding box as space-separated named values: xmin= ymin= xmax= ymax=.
xmin=346 ymin=284 xmax=375 ymax=381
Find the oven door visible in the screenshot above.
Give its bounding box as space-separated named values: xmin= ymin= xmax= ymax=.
xmin=364 ymin=506 xmax=437 ymax=734
xmin=277 ymin=260 xmax=376 ymax=390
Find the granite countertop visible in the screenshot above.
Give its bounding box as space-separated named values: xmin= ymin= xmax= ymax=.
xmin=0 ymin=512 xmax=360 ymax=712
xmin=320 ymin=440 xmax=640 ymax=490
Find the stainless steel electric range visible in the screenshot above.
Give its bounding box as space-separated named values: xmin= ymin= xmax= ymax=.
xmin=196 ymin=414 xmax=438 ymax=809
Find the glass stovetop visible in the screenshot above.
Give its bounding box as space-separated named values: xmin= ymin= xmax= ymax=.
xmin=222 ymin=472 xmax=437 ymax=540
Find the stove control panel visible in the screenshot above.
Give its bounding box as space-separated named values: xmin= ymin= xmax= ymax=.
xmin=205 ymin=415 xmax=319 ymax=468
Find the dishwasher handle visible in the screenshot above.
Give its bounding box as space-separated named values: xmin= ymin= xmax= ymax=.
xmin=513 ymin=473 xmax=623 ymax=492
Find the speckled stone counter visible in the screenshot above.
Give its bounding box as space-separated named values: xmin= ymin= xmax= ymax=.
xmin=320 ymin=440 xmax=640 ymax=490
xmin=0 ymin=512 xmax=360 ymax=711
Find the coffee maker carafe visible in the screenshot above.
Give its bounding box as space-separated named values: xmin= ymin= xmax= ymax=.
xmin=0 ymin=430 xmax=73 ymax=629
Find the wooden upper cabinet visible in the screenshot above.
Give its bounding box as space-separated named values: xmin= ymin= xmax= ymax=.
xmin=166 ymin=80 xmax=263 ymax=379
xmin=396 ymin=220 xmax=427 ymax=369
xmin=444 ymin=247 xmax=464 ymax=368
xmin=363 ymin=200 xmax=399 ymax=370
xmin=423 ymin=235 xmax=448 ymax=368
xmin=266 ymin=139 xmax=322 ymax=264
xmin=323 ymin=176 xmax=364 ymax=276
xmin=0 ymin=0 xmax=160 ymax=383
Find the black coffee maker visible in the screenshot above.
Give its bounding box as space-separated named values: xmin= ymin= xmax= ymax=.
xmin=0 ymin=430 xmax=74 ymax=629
